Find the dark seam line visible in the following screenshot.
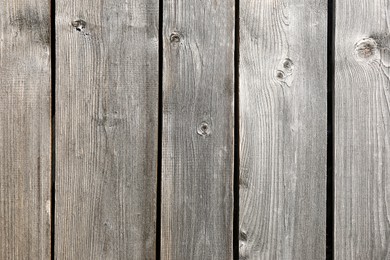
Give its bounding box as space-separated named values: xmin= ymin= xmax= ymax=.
xmin=50 ymin=0 xmax=56 ymax=259
xmin=326 ymin=0 xmax=335 ymax=259
xmin=233 ymin=0 xmax=240 ymax=259
xmin=156 ymin=0 xmax=163 ymax=258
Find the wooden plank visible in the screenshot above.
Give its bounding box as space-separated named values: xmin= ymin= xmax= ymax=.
xmin=239 ymin=1 xmax=327 ymax=259
xmin=0 ymin=0 xmax=51 ymax=259
xmin=55 ymin=0 xmax=158 ymax=259
xmin=334 ymin=0 xmax=390 ymax=258
xmin=161 ymin=0 xmax=235 ymax=259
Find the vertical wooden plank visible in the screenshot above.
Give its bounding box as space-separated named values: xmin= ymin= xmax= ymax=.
xmin=239 ymin=1 xmax=327 ymax=259
xmin=161 ymin=0 xmax=235 ymax=259
xmin=55 ymin=0 xmax=158 ymax=259
xmin=0 ymin=0 xmax=51 ymax=259
xmin=335 ymin=1 xmax=390 ymax=258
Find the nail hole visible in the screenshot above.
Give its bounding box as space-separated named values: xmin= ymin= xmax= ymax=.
xmin=170 ymin=32 xmax=181 ymax=43
xmin=197 ymin=122 xmax=211 ymax=137
xmin=71 ymin=19 xmax=86 ymax=32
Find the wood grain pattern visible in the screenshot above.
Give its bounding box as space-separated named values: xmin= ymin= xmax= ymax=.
xmin=55 ymin=0 xmax=158 ymax=259
xmin=0 ymin=0 xmax=51 ymax=259
xmin=239 ymin=0 xmax=327 ymax=259
xmin=334 ymin=0 xmax=390 ymax=259
xmin=161 ymin=0 xmax=235 ymax=259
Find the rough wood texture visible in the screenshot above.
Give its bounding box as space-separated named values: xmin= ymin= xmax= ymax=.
xmin=334 ymin=1 xmax=390 ymax=258
xmin=55 ymin=0 xmax=158 ymax=259
xmin=239 ymin=1 xmax=327 ymax=259
xmin=161 ymin=0 xmax=235 ymax=259
xmin=0 ymin=0 xmax=51 ymax=259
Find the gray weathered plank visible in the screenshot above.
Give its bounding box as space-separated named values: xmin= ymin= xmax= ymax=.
xmin=161 ymin=0 xmax=235 ymax=259
xmin=334 ymin=0 xmax=390 ymax=258
xmin=0 ymin=0 xmax=51 ymax=259
xmin=55 ymin=0 xmax=158 ymax=259
xmin=239 ymin=1 xmax=327 ymax=259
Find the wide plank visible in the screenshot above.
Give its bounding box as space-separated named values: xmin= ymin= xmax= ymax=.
xmin=239 ymin=0 xmax=327 ymax=258
xmin=334 ymin=0 xmax=390 ymax=258
xmin=161 ymin=0 xmax=235 ymax=259
xmin=0 ymin=0 xmax=51 ymax=259
xmin=55 ymin=0 xmax=159 ymax=259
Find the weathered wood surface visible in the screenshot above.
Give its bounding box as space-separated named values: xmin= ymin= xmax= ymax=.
xmin=0 ymin=0 xmax=51 ymax=259
xmin=161 ymin=0 xmax=235 ymax=259
xmin=334 ymin=0 xmax=390 ymax=259
xmin=55 ymin=0 xmax=158 ymax=259
xmin=239 ymin=1 xmax=327 ymax=259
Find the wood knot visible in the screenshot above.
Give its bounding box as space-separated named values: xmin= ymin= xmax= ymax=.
xmin=355 ymin=38 xmax=378 ymax=60
xmin=239 ymin=230 xmax=248 ymax=241
xmin=283 ymin=58 xmax=293 ymax=69
xmin=170 ymin=32 xmax=181 ymax=43
xmin=71 ymin=19 xmax=86 ymax=31
xmin=239 ymin=230 xmax=249 ymax=259
xmin=276 ymin=70 xmax=285 ymax=80
xmin=197 ymin=122 xmax=211 ymax=137
xmin=275 ymin=58 xmax=294 ymax=86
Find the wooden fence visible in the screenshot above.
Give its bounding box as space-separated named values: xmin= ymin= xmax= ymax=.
xmin=0 ymin=0 xmax=388 ymax=259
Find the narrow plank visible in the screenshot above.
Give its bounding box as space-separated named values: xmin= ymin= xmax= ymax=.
xmin=161 ymin=0 xmax=235 ymax=259
xmin=334 ymin=0 xmax=390 ymax=258
xmin=239 ymin=0 xmax=327 ymax=259
xmin=55 ymin=0 xmax=158 ymax=259
xmin=0 ymin=0 xmax=51 ymax=259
